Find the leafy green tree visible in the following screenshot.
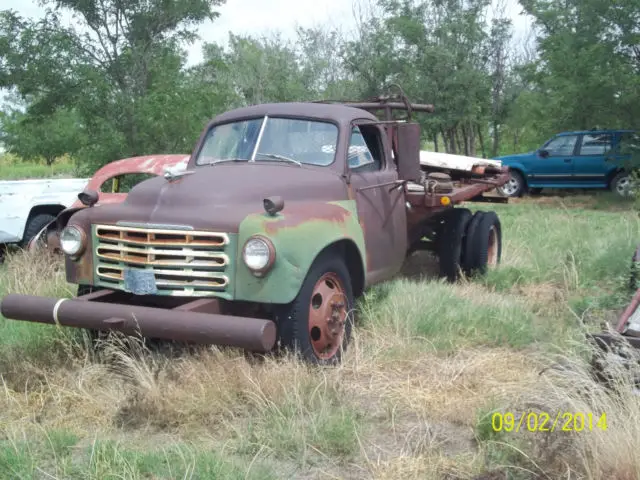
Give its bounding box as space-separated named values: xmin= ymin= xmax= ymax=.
xmin=519 ymin=0 xmax=640 ymax=136
xmin=0 ymin=0 xmax=226 ymax=172
xmin=0 ymin=107 xmax=84 ymax=165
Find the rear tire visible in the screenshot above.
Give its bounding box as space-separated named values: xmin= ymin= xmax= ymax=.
xmin=610 ymin=171 xmax=633 ymax=197
xmin=436 ymin=208 xmax=473 ymax=282
xmin=274 ymin=252 xmax=354 ymax=365
xmin=20 ymin=213 xmax=55 ymax=249
xmin=463 ymin=211 xmax=502 ymax=276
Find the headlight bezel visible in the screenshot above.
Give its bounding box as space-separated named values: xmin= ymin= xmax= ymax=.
xmin=60 ymin=225 xmax=86 ymax=258
xmin=242 ymin=235 xmax=276 ymax=276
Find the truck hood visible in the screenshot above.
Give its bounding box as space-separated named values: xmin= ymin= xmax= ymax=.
xmin=71 ymin=162 xmax=349 ymax=232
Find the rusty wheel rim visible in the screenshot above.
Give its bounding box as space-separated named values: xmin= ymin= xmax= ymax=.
xmin=308 ymin=272 xmax=347 ymax=360
xmin=487 ymin=226 xmax=498 ymax=267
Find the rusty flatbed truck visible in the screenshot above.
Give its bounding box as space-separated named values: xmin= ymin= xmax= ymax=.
xmin=0 ymin=93 xmax=510 ymax=364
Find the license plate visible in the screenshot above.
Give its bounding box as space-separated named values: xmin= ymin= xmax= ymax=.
xmin=123 ymin=268 xmax=158 ymax=295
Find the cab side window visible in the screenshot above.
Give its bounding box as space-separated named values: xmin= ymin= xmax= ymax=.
xmin=348 ymin=125 xmax=383 ymax=172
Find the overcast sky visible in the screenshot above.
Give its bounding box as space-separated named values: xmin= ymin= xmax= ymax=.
xmin=0 ymin=0 xmax=533 ymax=66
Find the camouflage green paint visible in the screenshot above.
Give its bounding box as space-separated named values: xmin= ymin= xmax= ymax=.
xmin=90 ymin=226 xmax=238 ymax=300
xmin=234 ymin=200 xmax=366 ymax=304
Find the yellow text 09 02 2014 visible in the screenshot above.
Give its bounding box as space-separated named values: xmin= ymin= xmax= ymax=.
xmin=491 ymin=412 xmax=608 ymax=433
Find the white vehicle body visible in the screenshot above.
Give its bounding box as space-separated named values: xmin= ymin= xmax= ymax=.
xmin=0 ymin=178 xmax=89 ymax=244
xmin=419 ymin=151 xmax=502 ymax=171
xmin=405 ymin=151 xmax=503 ymax=193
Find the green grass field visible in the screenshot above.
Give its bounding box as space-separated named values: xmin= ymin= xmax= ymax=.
xmin=1 ymin=190 xmax=640 ymax=479
xmin=0 ymin=154 xmax=78 ymax=180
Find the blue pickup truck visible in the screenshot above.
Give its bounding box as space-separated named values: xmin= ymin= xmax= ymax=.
xmin=495 ymin=129 xmax=636 ymax=197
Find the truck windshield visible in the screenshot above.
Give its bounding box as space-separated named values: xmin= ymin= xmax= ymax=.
xmin=195 ymin=117 xmax=339 ymax=167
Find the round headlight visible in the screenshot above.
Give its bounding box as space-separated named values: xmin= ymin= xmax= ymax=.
xmin=242 ymin=236 xmax=275 ymax=274
xmin=60 ymin=225 xmax=85 ymax=256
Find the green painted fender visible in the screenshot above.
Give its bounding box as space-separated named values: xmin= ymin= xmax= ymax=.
xmin=234 ymin=200 xmax=366 ymax=304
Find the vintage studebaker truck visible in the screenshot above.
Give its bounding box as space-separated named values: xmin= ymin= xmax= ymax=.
xmin=0 ymin=94 xmax=510 ymax=364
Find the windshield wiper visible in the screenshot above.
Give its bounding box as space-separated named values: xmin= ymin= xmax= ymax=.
xmin=205 ymin=158 xmax=247 ymax=166
xmin=255 ymin=153 xmax=302 ymax=166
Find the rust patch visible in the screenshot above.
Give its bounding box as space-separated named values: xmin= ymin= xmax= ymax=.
xmin=263 ymin=203 xmax=352 ymax=235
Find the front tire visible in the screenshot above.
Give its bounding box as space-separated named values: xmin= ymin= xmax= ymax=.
xmin=274 ymin=252 xmax=354 ymax=365
xmin=497 ymin=171 xmax=525 ymax=198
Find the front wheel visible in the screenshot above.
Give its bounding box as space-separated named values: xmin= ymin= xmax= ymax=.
xmin=497 ymin=171 xmax=525 ymax=198
xmin=274 ymin=253 xmax=354 ymax=365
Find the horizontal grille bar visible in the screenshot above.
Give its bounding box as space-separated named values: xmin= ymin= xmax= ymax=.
xmin=96 ymin=244 xmax=228 ymax=268
xmin=95 ymin=224 xmax=228 ymax=248
xmin=96 ymin=265 xmax=229 ymax=289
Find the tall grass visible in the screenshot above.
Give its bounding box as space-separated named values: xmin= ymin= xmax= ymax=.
xmin=0 ymin=195 xmax=638 ymax=478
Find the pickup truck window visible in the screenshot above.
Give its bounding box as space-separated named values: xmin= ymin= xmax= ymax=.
xmin=195 ymin=117 xmax=339 ymax=167
xmin=579 ymin=134 xmax=613 ymax=156
xmin=543 ymin=135 xmax=578 ymax=156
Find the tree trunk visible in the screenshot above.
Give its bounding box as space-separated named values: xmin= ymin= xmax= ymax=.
xmin=441 ymin=127 xmax=450 ymax=153
xmin=455 ymin=127 xmax=463 ymax=154
xmin=433 ymin=133 xmax=439 ymax=152
xmin=491 ymin=121 xmax=500 ymax=158
xmin=461 ymin=123 xmax=470 ymax=156
xmin=448 ymin=128 xmax=457 ymax=154
xmin=469 ymin=121 xmax=476 ymax=157
xmin=477 ymin=125 xmax=486 ymax=158
xmin=46 ymin=156 xmax=55 ymax=166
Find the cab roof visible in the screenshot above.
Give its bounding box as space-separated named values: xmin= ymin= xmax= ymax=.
xmin=210 ymin=102 xmax=380 ymax=126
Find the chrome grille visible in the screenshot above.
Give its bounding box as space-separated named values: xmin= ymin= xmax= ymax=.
xmin=93 ymin=224 xmax=232 ymax=297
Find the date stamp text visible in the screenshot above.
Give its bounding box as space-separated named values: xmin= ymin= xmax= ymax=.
xmin=492 ymin=412 xmax=608 ymax=432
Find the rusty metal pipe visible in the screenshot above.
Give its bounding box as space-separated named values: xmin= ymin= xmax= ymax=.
xmin=341 ymin=101 xmax=435 ymax=113
xmin=0 ymin=294 xmax=276 ymax=352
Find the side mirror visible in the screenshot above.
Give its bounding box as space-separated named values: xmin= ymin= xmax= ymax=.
xmin=78 ymin=189 xmax=99 ymax=207
xmin=538 ymin=149 xmax=550 ymax=158
xmin=394 ymin=123 xmax=422 ymax=181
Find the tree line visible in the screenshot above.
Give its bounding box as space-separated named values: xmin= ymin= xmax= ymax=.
xmin=0 ymin=0 xmax=638 ymax=173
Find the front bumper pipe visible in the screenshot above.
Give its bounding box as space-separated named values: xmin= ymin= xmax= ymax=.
xmin=0 ymin=293 xmax=276 ymax=353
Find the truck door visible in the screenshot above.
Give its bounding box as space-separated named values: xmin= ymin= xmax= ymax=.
xmin=573 ymin=132 xmax=615 ymax=186
xmin=347 ymin=123 xmax=407 ymax=283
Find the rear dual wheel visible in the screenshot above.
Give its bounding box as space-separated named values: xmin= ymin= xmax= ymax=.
xmin=436 ymin=209 xmax=502 ymax=282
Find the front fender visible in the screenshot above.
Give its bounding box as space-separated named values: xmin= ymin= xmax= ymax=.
xmin=234 ymin=200 xmax=366 ymax=304
xmin=503 ymin=163 xmax=528 ymax=182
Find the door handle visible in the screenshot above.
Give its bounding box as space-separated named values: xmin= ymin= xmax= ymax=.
xmin=564 ymin=158 xmax=572 ymax=163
